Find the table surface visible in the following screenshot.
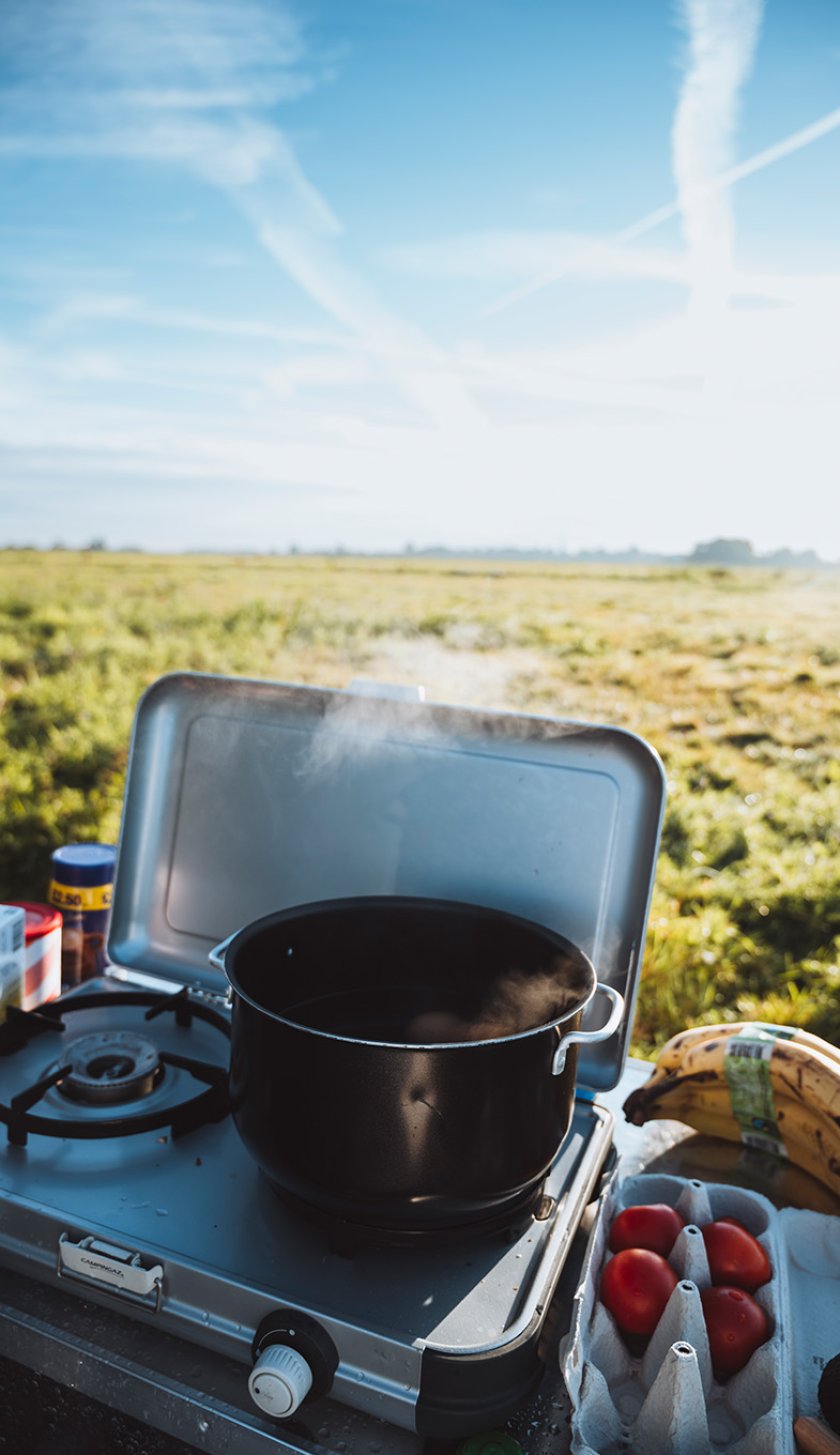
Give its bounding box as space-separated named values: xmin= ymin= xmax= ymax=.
xmin=0 ymin=1059 xmax=835 ymax=1455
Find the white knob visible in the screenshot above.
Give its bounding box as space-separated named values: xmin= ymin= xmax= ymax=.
xmin=248 ymin=1343 xmax=314 ymax=1418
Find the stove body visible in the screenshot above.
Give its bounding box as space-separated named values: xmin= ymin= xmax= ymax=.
xmin=0 ymin=978 xmax=613 ymax=1437
xmin=0 ymin=674 xmax=665 ymax=1442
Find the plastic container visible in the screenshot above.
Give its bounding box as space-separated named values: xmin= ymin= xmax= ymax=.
xmin=0 ymin=904 xmax=25 ymax=1021
xmin=48 ymin=843 xmax=115 ymax=986
xmin=562 ymin=1171 xmax=840 ymax=1455
xmin=6 ymin=902 xmax=62 ymax=1010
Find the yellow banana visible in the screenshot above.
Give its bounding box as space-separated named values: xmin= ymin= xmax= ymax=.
xmin=636 ymin=1024 xmax=840 ymax=1114
xmin=629 ymin=1081 xmax=840 ymax=1200
xmin=632 ymin=1087 xmax=740 ymax=1139
xmin=675 ymin=1032 xmax=840 ymax=1125
xmin=633 ymin=1072 xmax=840 ymax=1167
xmin=623 ymin=1053 xmax=838 ymax=1198
xmin=659 ymin=1104 xmax=743 ymax=1145
xmin=676 ymin=1028 xmax=836 ymax=1080
xmin=773 ymin=1094 xmax=840 ymax=1174
xmin=748 ymin=1098 xmax=840 ymax=1200
xmin=652 ymin=1024 xmax=731 ymax=1071
xmin=629 ymin=1080 xmax=743 ymax=1134
xmin=769 ymin=1024 xmax=840 ymax=1067
xmin=767 ymin=1041 xmax=840 ymax=1122
xmin=653 ymin=1021 xmax=840 ymax=1075
xmin=630 ymin=1039 xmax=840 ymax=1144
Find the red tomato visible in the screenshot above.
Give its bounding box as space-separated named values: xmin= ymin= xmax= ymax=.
xmin=702 ymin=1220 xmax=771 ymax=1292
xmin=701 ymin=1286 xmax=769 ymax=1375
xmin=600 ymin=1249 xmax=678 ymax=1336
xmin=609 ymin=1203 xmax=686 ymax=1258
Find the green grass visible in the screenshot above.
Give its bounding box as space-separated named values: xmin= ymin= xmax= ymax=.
xmin=2 ymin=551 xmax=838 ymax=1055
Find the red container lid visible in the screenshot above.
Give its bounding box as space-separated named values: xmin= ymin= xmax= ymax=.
xmin=6 ymin=902 xmax=62 ymax=942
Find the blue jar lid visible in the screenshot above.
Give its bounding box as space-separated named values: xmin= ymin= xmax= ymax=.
xmin=51 ymin=843 xmax=116 ymax=886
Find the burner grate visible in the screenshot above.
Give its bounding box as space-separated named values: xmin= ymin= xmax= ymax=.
xmin=0 ymin=987 xmax=230 ymax=1146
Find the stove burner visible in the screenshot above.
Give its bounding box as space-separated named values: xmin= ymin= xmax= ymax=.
xmin=0 ymin=986 xmax=231 ymax=1146
xmin=58 ymin=1032 xmax=163 ymax=1106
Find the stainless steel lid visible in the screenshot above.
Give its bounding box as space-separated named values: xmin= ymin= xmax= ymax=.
xmin=109 ymin=672 xmax=665 ymax=1091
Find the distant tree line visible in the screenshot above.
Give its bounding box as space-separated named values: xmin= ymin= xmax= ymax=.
xmin=0 ymin=537 xmax=834 ymax=567
xmin=404 ymin=538 xmax=833 ymax=568
xmin=688 ymin=538 xmax=822 ymax=568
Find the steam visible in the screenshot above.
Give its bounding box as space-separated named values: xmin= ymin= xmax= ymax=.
xmin=408 ymin=955 xmax=591 ymax=1044
xmin=298 ymin=684 xmax=453 ymax=780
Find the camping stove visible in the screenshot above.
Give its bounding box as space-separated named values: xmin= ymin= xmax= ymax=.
xmin=0 ymin=976 xmax=613 ymax=1441
xmin=0 ymin=671 xmax=664 ymax=1446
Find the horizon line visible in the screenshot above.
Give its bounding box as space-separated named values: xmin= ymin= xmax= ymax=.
xmin=1 ymin=542 xmax=837 ymax=568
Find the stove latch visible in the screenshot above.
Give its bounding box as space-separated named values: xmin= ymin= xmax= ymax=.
xmin=250 ymin=1309 xmax=339 ymax=1420
xmin=57 ymin=1233 xmax=164 ymax=1312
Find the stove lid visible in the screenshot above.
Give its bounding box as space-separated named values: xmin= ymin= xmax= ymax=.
xmin=109 ymin=672 xmax=665 ymax=1091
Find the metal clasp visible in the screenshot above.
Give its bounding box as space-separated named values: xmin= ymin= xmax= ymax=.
xmin=57 ymin=1233 xmax=164 ymax=1312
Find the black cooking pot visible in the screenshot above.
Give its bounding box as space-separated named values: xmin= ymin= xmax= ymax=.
xmin=211 ymin=897 xmax=623 ymax=1234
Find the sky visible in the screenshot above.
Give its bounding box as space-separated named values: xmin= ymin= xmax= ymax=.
xmin=0 ymin=0 xmax=838 ymax=557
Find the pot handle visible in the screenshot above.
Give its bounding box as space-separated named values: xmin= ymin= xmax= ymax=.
xmin=208 ymin=932 xmax=236 ymax=975
xmin=552 ymin=983 xmax=624 ymax=1075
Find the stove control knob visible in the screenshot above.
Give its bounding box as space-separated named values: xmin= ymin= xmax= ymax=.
xmin=248 ymin=1343 xmax=314 ymax=1418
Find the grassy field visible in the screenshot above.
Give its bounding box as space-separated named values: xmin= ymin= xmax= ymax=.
xmin=1 ymin=550 xmax=838 ymax=1055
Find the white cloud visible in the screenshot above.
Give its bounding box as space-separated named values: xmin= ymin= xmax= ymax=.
xmin=0 ymin=116 xmax=330 ymax=196
xmin=263 ymin=353 xmax=373 ymax=399
xmin=37 ymin=294 xmax=352 ymax=351
xmin=0 ymin=0 xmax=484 ymax=434
xmin=0 ymin=0 xmax=336 ymax=206
xmin=0 ymin=0 xmax=309 ymax=105
xmin=386 ymin=231 xmax=688 ymax=287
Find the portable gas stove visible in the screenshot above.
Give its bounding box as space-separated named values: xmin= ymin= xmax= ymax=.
xmin=0 ymin=975 xmax=613 ymax=1439
xmin=0 ymin=673 xmax=665 ymax=1446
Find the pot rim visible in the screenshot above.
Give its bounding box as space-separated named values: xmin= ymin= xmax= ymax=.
xmin=220 ymin=894 xmax=598 ymax=1051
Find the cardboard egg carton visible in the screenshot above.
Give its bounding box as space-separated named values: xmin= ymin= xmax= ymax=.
xmin=561 ymin=1172 xmax=840 ymax=1455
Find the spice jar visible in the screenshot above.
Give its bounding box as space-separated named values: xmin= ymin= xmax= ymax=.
xmin=48 ymin=843 xmax=116 ymax=986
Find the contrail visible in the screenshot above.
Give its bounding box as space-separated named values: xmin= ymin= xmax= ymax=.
xmin=672 ymin=0 xmax=764 ymax=315
xmin=483 ymin=103 xmax=840 ymax=318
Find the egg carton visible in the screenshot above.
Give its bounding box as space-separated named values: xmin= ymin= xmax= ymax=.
xmin=561 ymin=1172 xmax=840 ymax=1455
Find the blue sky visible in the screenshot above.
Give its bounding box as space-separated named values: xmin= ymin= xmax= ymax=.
xmin=0 ymin=0 xmax=838 ymax=555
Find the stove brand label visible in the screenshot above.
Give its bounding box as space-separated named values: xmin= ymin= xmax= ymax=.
xmin=81 ymin=1254 xmax=125 ymax=1277
xmin=58 ymin=1234 xmax=163 ymax=1302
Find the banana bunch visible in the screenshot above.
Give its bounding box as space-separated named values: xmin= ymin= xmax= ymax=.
xmin=623 ymin=1021 xmax=840 ymax=1201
